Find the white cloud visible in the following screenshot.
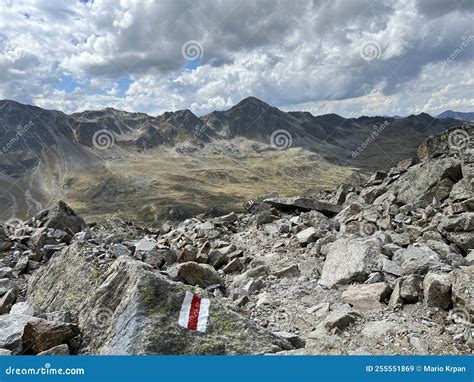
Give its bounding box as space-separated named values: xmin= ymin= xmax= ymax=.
xmin=0 ymin=0 xmax=472 ymax=116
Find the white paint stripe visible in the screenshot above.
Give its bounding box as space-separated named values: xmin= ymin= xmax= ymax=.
xmin=178 ymin=291 xmax=193 ymax=328
xmin=196 ymin=297 xmax=210 ymax=332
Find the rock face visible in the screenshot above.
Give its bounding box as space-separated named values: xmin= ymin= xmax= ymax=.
xmin=381 ymin=158 xmax=462 ymax=207
xmin=27 ymin=245 xmax=291 ymax=355
xmin=319 ymin=238 xmax=381 ymax=288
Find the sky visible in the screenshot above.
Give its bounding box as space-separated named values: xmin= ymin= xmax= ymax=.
xmin=0 ymin=0 xmax=473 ymax=117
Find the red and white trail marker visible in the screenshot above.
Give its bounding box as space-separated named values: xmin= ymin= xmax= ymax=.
xmin=178 ymin=291 xmax=210 ymax=332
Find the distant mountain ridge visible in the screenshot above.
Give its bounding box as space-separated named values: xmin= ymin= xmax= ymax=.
xmin=437 ymin=110 xmax=474 ymax=122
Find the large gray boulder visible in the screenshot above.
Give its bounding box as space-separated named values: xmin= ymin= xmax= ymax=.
xmin=375 ymin=157 xmax=462 ymax=207
xmin=423 ymin=272 xmax=452 ymax=309
xmin=392 ymin=245 xmax=441 ymax=275
xmin=27 ymin=242 xmax=291 ymax=355
xmin=319 ymin=238 xmax=382 ymax=288
xmin=41 ymin=201 xmax=87 ymax=234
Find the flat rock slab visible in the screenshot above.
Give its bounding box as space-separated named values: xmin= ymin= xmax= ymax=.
xmin=263 ymin=197 xmax=342 ymax=217
xmin=342 ymin=282 xmax=391 ymax=312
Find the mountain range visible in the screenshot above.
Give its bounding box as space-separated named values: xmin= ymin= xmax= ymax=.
xmin=437 ymin=110 xmax=474 ymax=122
xmin=0 ymin=97 xmax=470 ymax=222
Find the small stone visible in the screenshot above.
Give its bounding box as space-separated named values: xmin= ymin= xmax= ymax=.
xmin=108 ymin=244 xmax=131 ymax=258
xmin=207 ymin=249 xmax=228 ymax=269
xmin=307 ymin=302 xmax=330 ymax=317
xmin=134 ymin=237 xmax=157 ymax=252
xmin=273 ymin=264 xmax=300 ymax=278
xmin=10 ymin=302 xmax=35 ymax=316
xmin=243 ymin=279 xmax=264 ymax=295
xmin=37 ymin=343 xmax=70 ymax=355
xmin=234 ymin=295 xmax=249 ymax=308
xmin=222 ymin=258 xmax=244 ymax=274
xmin=342 ymin=282 xmax=391 ymax=312
xmin=296 ymin=227 xmax=318 ymax=245
xmin=0 ymin=289 xmax=18 ymax=314
xmin=273 ymin=331 xmax=305 ymax=349
xmin=45 ymin=311 xmax=72 ymax=323
xmin=175 ymin=262 xmax=223 ymax=288
xmin=0 ymin=267 xmax=13 ymax=279
xmin=177 ymin=245 xmax=197 ymax=263
xmin=409 ymin=335 xmax=429 ymax=354
xmin=400 ymin=274 xmax=423 ymax=303
xmin=22 ymin=319 xmax=79 ymax=354
xmin=13 ymin=256 xmax=29 ymax=275
xmin=381 ymin=258 xmax=405 ymax=277
xmin=319 ymin=238 xmax=381 ymax=288
xmin=310 ymin=306 xmax=361 ymax=336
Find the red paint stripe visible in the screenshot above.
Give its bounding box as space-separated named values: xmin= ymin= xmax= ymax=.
xmin=187 ymin=295 xmax=201 ymax=330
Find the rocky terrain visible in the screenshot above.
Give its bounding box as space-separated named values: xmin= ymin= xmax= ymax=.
xmin=0 ymin=97 xmax=465 ymax=223
xmin=0 ymin=125 xmax=472 ymax=355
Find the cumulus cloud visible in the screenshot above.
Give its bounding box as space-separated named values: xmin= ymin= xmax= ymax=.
xmin=0 ymin=0 xmax=472 ymax=116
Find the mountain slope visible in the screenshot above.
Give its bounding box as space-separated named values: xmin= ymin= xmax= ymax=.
xmin=438 ymin=110 xmax=474 ymax=121
xmin=0 ymin=97 xmax=467 ymax=223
